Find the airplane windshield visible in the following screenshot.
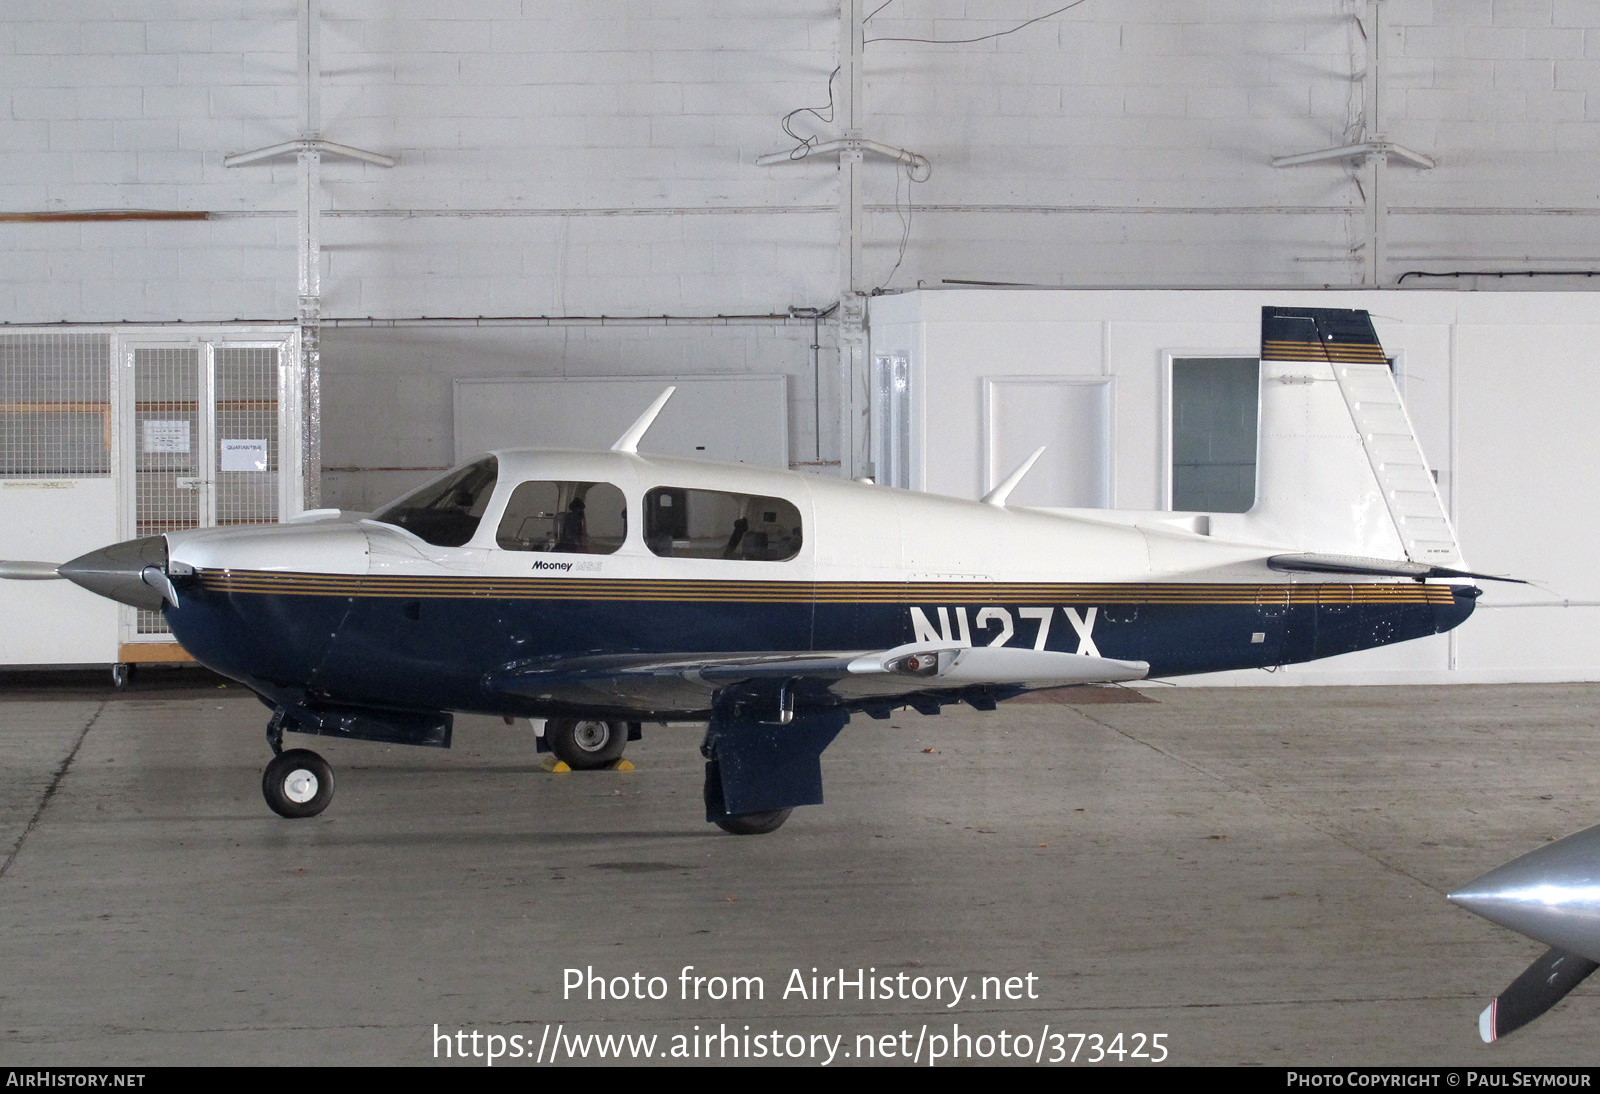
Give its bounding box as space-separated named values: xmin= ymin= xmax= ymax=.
xmin=370 ymin=456 xmax=499 ymax=547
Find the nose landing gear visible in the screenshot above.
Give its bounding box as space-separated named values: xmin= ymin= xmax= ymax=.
xmin=262 ymin=709 xmax=334 ymax=818
xmin=262 ymin=748 xmax=334 ymax=818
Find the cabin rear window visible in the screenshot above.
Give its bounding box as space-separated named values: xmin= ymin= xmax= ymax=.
xmin=496 ymin=480 xmax=626 ymax=554
xmin=370 ymin=456 xmax=499 ymax=547
xmin=643 ymin=487 xmax=801 ymax=561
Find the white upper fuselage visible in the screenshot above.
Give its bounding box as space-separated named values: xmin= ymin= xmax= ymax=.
xmin=165 ymin=448 xmax=1312 ymax=587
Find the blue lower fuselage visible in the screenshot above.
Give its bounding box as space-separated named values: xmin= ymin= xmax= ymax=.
xmin=163 ymin=571 xmax=1478 ymax=717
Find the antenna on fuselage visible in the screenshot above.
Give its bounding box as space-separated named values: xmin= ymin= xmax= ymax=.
xmin=981 ymin=446 xmax=1046 ymax=507
xmin=610 ymin=387 xmax=676 ymax=454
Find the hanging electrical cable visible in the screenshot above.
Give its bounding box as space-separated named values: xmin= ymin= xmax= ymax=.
xmin=864 ymin=0 xmax=1094 ymax=46
xmin=768 ymin=3 xmax=1088 ymax=297
xmin=779 ymin=67 xmax=841 ymax=159
xmin=876 ymin=154 xmax=931 ymax=292
xmin=1342 ymin=1 xmax=1368 ymax=270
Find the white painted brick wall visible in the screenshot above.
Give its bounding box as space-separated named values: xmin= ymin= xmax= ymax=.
xmin=7 ymin=1 xmax=1600 ymax=478
xmin=318 ymin=320 xmax=834 ymax=508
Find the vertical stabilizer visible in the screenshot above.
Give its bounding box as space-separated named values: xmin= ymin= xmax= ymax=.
xmin=1249 ymin=307 xmax=1462 ymax=566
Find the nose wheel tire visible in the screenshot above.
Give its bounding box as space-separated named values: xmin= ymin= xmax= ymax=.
xmin=544 ymin=717 xmax=627 ymax=769
xmin=262 ymin=748 xmax=334 ymax=818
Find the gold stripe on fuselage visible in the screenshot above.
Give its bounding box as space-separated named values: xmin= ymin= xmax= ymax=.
xmin=196 ymin=570 xmax=1458 ymax=606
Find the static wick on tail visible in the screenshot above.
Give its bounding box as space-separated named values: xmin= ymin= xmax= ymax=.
xmin=1450 ymin=822 xmax=1600 ymax=1041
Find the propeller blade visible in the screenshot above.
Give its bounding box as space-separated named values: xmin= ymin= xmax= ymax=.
xmin=1479 ymin=946 xmax=1599 ymax=1042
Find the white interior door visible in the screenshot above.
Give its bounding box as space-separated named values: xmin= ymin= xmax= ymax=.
xmin=983 ymin=378 xmax=1112 ymax=508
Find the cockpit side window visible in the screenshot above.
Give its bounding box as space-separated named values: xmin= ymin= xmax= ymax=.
xmin=643 ymin=486 xmax=801 ymax=561
xmin=496 ymin=480 xmax=626 ymax=554
xmin=370 ymin=456 xmax=499 ymax=547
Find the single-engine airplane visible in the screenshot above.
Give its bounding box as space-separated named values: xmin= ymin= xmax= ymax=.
xmin=1451 ymin=824 xmax=1600 ymax=1041
xmin=2 ymin=307 xmax=1501 ymax=833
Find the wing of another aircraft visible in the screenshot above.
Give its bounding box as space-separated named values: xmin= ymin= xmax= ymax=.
xmin=487 ymin=641 xmax=1150 ymax=715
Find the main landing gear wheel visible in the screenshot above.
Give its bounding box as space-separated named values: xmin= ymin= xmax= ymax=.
xmin=713 ymin=808 xmax=792 ymax=836
xmin=545 ymin=717 xmax=627 ymax=770
xmin=262 ymin=748 xmax=334 ymax=818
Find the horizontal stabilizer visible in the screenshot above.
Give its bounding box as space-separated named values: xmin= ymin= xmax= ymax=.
xmin=1268 ymin=553 xmax=1524 ymax=584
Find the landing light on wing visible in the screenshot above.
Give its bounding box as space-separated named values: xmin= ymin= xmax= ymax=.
xmin=884 ymin=651 xmax=941 ymax=676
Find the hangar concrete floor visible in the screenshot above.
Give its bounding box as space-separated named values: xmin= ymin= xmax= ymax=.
xmin=1 ymin=673 xmax=1596 ymax=1068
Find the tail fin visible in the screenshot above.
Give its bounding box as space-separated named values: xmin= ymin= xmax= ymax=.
xmin=1245 ymin=307 xmax=1463 ymax=567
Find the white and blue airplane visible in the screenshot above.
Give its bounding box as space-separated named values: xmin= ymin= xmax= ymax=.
xmin=3 ymin=307 xmax=1498 ymax=833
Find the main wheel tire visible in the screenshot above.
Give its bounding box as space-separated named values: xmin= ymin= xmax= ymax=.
xmin=713 ymin=808 xmax=792 ymax=836
xmin=545 ymin=717 xmax=627 ymax=770
xmin=262 ymin=748 xmax=334 ymax=818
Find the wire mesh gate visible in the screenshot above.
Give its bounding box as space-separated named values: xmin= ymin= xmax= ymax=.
xmin=125 ymin=339 xmax=298 ymax=644
xmin=0 ymin=327 xmax=300 ymax=665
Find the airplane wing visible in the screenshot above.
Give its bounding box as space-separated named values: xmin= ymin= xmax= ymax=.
xmin=487 ymin=641 xmax=1149 ymax=715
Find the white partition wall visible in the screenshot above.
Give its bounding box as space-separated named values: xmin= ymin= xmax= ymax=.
xmin=454 ymin=375 xmax=789 ymax=468
xmin=867 ymin=289 xmax=1600 ymax=685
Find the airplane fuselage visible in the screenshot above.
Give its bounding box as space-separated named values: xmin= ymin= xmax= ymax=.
xmin=157 ymin=448 xmax=1477 ymax=720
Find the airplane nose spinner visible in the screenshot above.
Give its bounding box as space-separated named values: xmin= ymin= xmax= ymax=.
xmin=57 ymin=535 xmax=179 ymax=611
xmin=1449 ymin=824 xmax=1600 ymax=962
xmin=1450 ymin=823 xmax=1600 ymax=1041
